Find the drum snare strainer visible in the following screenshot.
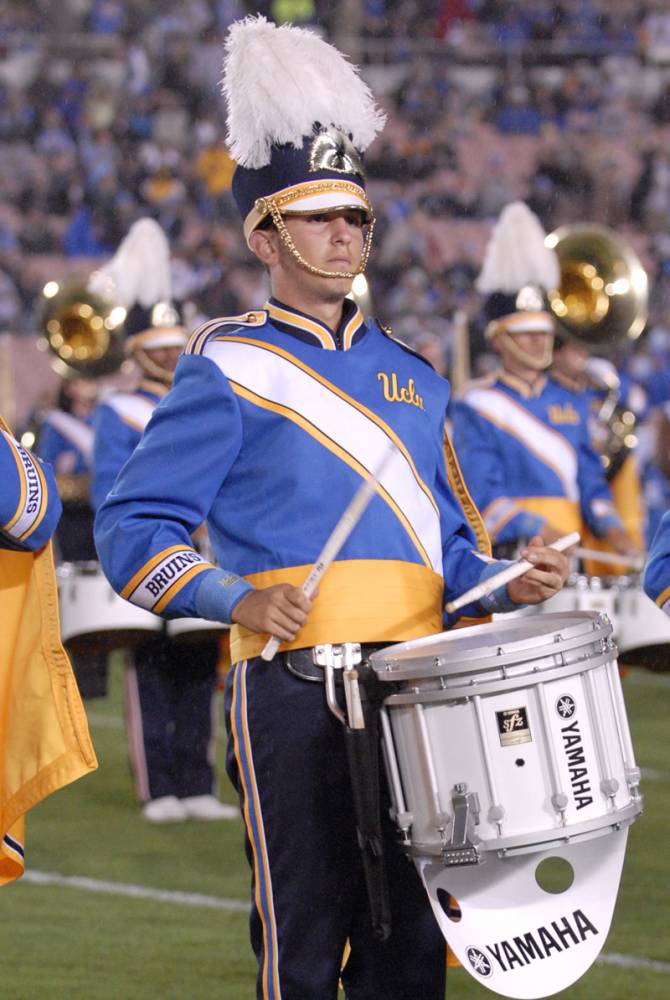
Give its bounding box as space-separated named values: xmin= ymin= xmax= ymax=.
xmin=370 ymin=612 xmax=643 ymax=999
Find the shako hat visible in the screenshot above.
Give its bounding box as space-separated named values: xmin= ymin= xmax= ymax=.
xmin=222 ymin=16 xmax=386 ymax=250
xmin=87 ymin=218 xmax=188 ymax=354
xmin=477 ymin=202 xmax=560 ymax=340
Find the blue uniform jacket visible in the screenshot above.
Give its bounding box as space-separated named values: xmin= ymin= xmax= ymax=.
xmin=95 ymin=300 xmax=517 ymax=663
xmin=91 ymin=381 xmax=167 ymax=513
xmin=1 ymin=426 xmax=62 ymax=551
xmin=450 ymin=371 xmax=622 ymax=546
xmin=644 ymin=510 xmax=670 ymax=613
xmin=37 ymin=410 xmax=95 ymax=477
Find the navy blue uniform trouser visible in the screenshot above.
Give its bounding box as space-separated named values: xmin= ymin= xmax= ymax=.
xmin=224 ymin=656 xmax=446 ymax=1000
xmin=129 ymin=636 xmax=219 ymax=801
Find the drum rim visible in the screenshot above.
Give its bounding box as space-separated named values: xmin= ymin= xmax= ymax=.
xmin=371 ymin=612 xmax=612 ymax=681
xmin=381 ymin=647 xmax=617 ymax=702
xmin=405 ymin=797 xmax=642 ymax=861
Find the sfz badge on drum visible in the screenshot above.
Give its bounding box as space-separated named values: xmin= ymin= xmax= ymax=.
xmin=496 ymin=707 xmax=532 ymax=746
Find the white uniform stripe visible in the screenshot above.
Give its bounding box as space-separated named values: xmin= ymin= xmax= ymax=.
xmin=103 ymin=393 xmax=156 ymax=432
xmin=44 ymin=411 xmax=95 ymax=464
xmin=205 ymin=339 xmax=443 ymax=573
xmin=463 ymin=387 xmax=579 ymax=501
xmin=125 ymin=664 xmax=150 ymax=802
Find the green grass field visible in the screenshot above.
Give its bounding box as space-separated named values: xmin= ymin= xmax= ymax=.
xmin=1 ymin=661 xmax=668 ymax=999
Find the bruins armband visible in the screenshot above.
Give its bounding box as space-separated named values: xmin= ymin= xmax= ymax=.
xmin=1 ymin=431 xmax=48 ymax=542
xmin=120 ymin=545 xmax=215 ymax=613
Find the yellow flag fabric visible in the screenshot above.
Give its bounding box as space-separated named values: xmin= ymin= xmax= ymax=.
xmin=0 ymin=540 xmax=98 ymax=885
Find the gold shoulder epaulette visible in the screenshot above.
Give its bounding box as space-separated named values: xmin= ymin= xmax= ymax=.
xmin=185 ymin=311 xmax=267 ymax=355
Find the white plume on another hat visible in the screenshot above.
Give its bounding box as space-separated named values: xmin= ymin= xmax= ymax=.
xmin=87 ymin=218 xmax=173 ymax=309
xmin=222 ymin=15 xmax=386 ymax=169
xmin=88 ymin=218 xmax=187 ymax=352
xmin=476 ymin=202 xmax=560 ymax=295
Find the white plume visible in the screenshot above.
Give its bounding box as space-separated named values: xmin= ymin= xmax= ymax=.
xmin=476 ymin=202 xmax=560 ymax=294
xmin=87 ymin=218 xmax=173 ymax=308
xmin=222 ymin=15 xmax=386 ymax=168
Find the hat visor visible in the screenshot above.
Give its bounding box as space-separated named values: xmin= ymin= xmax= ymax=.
xmin=486 ymin=311 xmax=554 ymax=339
xmin=127 ymin=327 xmax=189 ymax=352
xmin=244 ymin=180 xmax=372 ymax=244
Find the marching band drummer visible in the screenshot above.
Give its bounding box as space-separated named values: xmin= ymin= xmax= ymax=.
xmin=36 ymin=375 xmax=99 ymax=563
xmin=94 ymin=19 xmax=569 ymax=999
xmin=90 ymin=218 xmax=237 ymax=826
xmin=35 ymin=374 xmax=110 ymax=699
xmin=450 ymin=201 xmax=637 ymax=561
xmin=550 ymin=334 xmax=646 ymax=574
xmin=1 ymin=419 xmax=97 ymax=884
xmin=644 ymin=510 xmax=670 ymax=616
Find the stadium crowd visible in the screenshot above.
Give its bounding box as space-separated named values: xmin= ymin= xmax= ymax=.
xmin=3 ymin=4 xmax=670 ymax=454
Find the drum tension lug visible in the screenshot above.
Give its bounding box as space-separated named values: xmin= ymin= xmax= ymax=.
xmin=441 ymin=782 xmax=482 ymax=867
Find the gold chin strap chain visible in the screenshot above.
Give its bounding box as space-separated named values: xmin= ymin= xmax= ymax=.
xmin=488 ymin=324 xmax=555 ymax=372
xmin=260 ymin=197 xmax=375 ymax=280
xmin=133 ymin=348 xmax=175 ymax=386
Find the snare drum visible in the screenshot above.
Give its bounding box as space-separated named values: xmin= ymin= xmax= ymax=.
xmin=58 ymin=562 xmax=163 ymax=655
xmin=616 ymin=579 xmax=670 ymax=670
xmin=371 ymin=612 xmax=641 ymax=860
xmin=370 ymin=614 xmax=643 ymax=999
xmin=165 ymin=616 xmax=228 ymax=647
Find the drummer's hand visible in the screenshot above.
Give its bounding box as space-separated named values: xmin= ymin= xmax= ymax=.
xmin=231 ymin=584 xmax=312 ymax=640
xmin=508 ymin=535 xmax=569 ymax=606
xmin=604 ymin=524 xmax=638 ymax=557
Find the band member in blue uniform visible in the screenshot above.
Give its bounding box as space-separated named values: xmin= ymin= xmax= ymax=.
xmin=551 ymin=335 xmax=646 ymax=572
xmin=36 ymin=375 xmax=110 ymax=697
xmin=451 ymin=202 xmax=636 ymax=561
xmin=95 ymin=20 xmax=568 ymax=999
xmin=36 ymin=376 xmax=98 ymax=561
xmin=91 ymin=219 xmax=237 ymax=825
xmin=644 ymin=510 xmax=670 ymax=614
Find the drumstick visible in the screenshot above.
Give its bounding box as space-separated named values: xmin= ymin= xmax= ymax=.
xmin=444 ymin=531 xmax=581 ymax=614
xmin=573 ymin=546 xmax=645 ymax=572
xmin=260 ymin=443 xmax=397 ymax=661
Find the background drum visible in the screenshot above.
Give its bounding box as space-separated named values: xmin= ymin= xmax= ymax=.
xmin=165 ymin=616 xmax=228 ymax=647
xmin=57 ymin=561 xmax=163 ymax=656
xmin=370 ymin=613 xmax=643 ymax=999
xmin=616 ymin=578 xmax=670 ymax=670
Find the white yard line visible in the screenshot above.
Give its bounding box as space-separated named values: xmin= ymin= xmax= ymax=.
xmin=20 ymin=871 xmax=670 ymax=975
xmin=22 ymin=870 xmax=250 ymax=913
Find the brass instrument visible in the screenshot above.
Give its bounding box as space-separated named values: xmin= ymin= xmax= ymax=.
xmin=546 ymin=224 xmax=649 ymax=476
xmin=39 ymin=279 xmax=127 ymax=378
xmin=545 ymin=223 xmax=648 ymax=348
xmin=581 ymin=357 xmax=638 ymax=480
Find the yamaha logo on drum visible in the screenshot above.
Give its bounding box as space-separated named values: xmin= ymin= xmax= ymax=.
xmin=556 ymin=694 xmax=576 ymax=719
xmin=466 ymin=947 xmax=493 ymax=978
xmin=496 ymin=706 xmax=532 ymax=746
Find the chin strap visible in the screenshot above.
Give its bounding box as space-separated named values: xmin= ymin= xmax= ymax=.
xmin=258 ymin=197 xmax=375 ymax=280
xmin=494 ymin=328 xmax=554 ymax=371
xmin=133 ymin=349 xmax=175 ymax=386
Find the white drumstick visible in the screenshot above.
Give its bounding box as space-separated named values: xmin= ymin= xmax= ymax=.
xmin=445 ymin=531 xmax=581 ymax=614
xmin=574 ymin=546 xmax=645 ymax=572
xmin=260 ymin=443 xmax=396 ymax=661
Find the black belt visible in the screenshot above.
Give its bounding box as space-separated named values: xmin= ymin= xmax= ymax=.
xmin=283 ymin=643 xmax=387 ymax=682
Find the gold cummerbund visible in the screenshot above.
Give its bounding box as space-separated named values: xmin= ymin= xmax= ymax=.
xmin=229 ymin=559 xmax=445 ymax=664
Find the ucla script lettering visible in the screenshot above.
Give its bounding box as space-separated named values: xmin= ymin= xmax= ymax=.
xmin=377 ymin=371 xmax=425 ymax=410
